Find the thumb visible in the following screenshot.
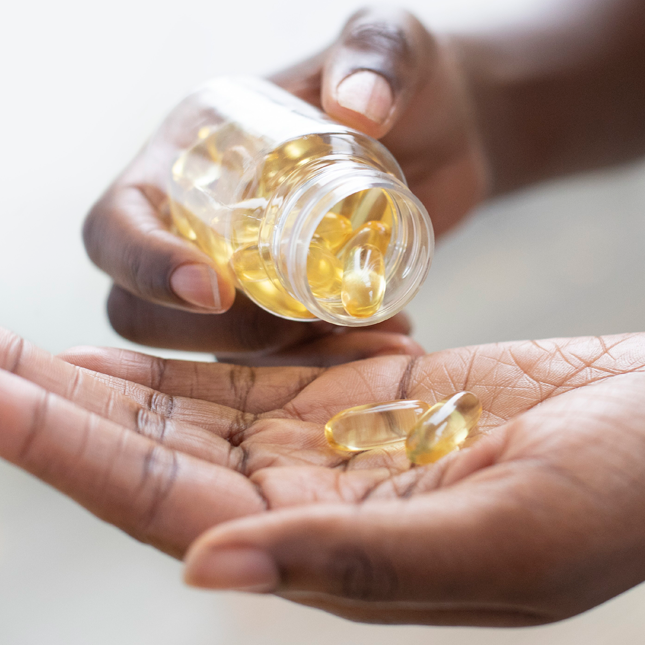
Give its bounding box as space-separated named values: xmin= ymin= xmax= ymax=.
xmin=321 ymin=8 xmax=436 ymax=139
xmin=182 ymin=482 xmax=550 ymax=614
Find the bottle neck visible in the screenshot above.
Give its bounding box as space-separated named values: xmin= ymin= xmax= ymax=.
xmin=262 ymin=157 xmax=434 ymax=327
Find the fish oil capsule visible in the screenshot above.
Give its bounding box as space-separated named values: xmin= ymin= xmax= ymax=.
xmin=341 ymin=244 xmax=386 ymax=317
xmin=169 ymin=199 xmax=198 ymax=241
xmin=231 ymin=244 xmax=268 ymax=282
xmin=342 ymin=220 xmax=391 ymax=256
xmin=238 ymin=270 xmax=315 ymax=319
xmin=325 ymin=400 xmax=431 ymax=452
xmin=313 ymin=212 xmax=354 ymax=253
xmin=307 ymin=238 xmax=343 ymax=298
xmin=406 ymin=392 xmax=482 ymax=465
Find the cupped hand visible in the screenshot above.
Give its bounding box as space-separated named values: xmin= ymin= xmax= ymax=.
xmin=1 ymin=328 xmax=645 ymax=625
xmin=85 ymin=7 xmax=486 ymax=363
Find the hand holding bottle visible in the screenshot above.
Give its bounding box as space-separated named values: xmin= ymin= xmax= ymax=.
xmin=83 ymin=8 xmax=487 ymax=363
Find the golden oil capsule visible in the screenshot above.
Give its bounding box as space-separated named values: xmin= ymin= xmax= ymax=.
xmin=169 ymin=199 xmax=197 ymax=241
xmin=281 ymin=135 xmax=327 ymax=161
xmin=307 ymin=237 xmax=343 ymax=298
xmin=333 ymin=188 xmax=391 ymax=227
xmin=313 ymin=211 xmax=354 ymax=253
xmin=343 ymin=220 xmax=391 ymax=256
xmin=405 ymin=392 xmax=482 ymax=465
xmin=239 ymin=273 xmax=315 ymax=319
xmin=341 ymin=244 xmax=386 ymax=317
xmin=232 ymin=245 xmax=314 ymax=319
xmin=172 ymin=142 xmax=219 ymax=187
xmin=325 ymin=400 xmax=431 ymax=452
xmin=231 ymin=244 xmax=268 ymax=282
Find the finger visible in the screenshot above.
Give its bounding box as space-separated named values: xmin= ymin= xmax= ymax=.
xmin=269 ymin=51 xmax=326 ymax=107
xmin=321 ymin=8 xmax=435 ymax=139
xmin=225 ymin=331 xmax=424 ymax=367
xmin=106 ymin=285 xmax=320 ymax=355
xmin=183 ymin=372 xmax=645 ymax=616
xmin=105 ymin=285 xmax=415 ymax=364
xmin=181 ymin=484 xmax=555 ymax=612
xmin=0 ymin=327 xmax=249 ymax=464
xmin=58 ymin=344 xmax=324 ymax=414
xmin=84 ymin=97 xmax=238 ymax=313
xmin=85 ymin=185 xmax=236 ymax=314
xmin=0 ymin=368 xmax=264 ymax=558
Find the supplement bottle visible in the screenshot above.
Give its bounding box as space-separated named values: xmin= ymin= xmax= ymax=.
xmin=169 ymin=76 xmax=434 ymax=326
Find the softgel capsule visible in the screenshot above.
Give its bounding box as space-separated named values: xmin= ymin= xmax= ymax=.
xmin=325 ymin=392 xmax=482 ymax=464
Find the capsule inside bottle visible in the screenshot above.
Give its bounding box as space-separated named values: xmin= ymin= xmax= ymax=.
xmin=341 ymin=244 xmax=386 ymax=317
xmin=342 ymin=220 xmax=391 ymax=256
xmin=325 ymin=400 xmax=431 ymax=452
xmin=307 ymin=237 xmax=343 ymax=298
xmin=405 ymin=392 xmax=482 ymax=465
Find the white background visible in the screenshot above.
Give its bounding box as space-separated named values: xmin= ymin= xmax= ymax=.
xmin=1 ymin=0 xmax=645 ymax=643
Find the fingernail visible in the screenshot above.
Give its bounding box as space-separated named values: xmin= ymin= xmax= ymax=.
xmin=336 ymin=71 xmax=394 ymax=124
xmin=184 ymin=546 xmax=279 ymax=592
xmin=171 ymin=264 xmax=222 ymax=311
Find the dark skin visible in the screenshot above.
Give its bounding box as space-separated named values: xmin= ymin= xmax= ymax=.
xmin=82 ymin=2 xmax=645 ymax=364
xmin=1 ymin=327 xmax=645 ymax=626
xmin=3 ymin=0 xmax=645 ymax=627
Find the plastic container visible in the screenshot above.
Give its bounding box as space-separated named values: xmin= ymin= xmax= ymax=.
xmin=169 ymin=76 xmax=434 ymax=326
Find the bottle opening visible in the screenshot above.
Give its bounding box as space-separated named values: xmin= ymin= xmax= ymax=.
xmin=285 ymin=172 xmax=434 ymax=327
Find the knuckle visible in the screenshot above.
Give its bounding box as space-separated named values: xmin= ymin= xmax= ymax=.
xmin=0 ymin=329 xmax=26 ymax=373
xmin=20 ymin=391 xmax=51 ymax=465
xmin=85 ymin=187 xmax=176 ymax=301
xmin=330 ymin=546 xmax=400 ymax=601
xmin=83 ymin=194 xmax=112 ymax=265
xmin=132 ymin=446 xmax=179 ymax=542
xmin=135 ymin=407 xmax=169 ymax=442
xmin=344 ymin=19 xmax=412 ymax=63
xmin=149 ymin=391 xmax=175 ymax=419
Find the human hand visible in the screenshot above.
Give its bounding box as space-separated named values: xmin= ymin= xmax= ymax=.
xmin=2 ymin=327 xmax=645 ymax=625
xmin=84 ymin=8 xmax=486 ymax=363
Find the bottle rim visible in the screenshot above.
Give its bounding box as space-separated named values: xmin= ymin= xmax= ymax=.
xmin=271 ymin=161 xmax=434 ymax=327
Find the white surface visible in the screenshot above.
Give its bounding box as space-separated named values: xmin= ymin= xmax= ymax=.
xmin=1 ymin=0 xmax=645 ymax=643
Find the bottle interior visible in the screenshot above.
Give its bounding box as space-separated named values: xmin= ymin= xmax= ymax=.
xmin=169 ymin=127 xmax=421 ymax=323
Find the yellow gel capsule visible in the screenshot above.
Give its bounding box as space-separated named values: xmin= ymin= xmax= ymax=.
xmin=405 ymin=392 xmax=482 ymax=465
xmin=341 ymin=244 xmax=386 ymax=317
xmin=314 ymin=211 xmax=354 ymax=253
xmin=307 ymin=238 xmax=343 ymax=298
xmin=172 ymin=142 xmax=220 ymax=187
xmin=343 ymin=220 xmax=391 ymax=256
xmin=325 ymin=400 xmax=431 ymax=452
xmin=230 ymin=244 xmax=267 ymax=282
xmin=281 ymin=135 xmax=326 ymax=161
xmin=169 ymin=199 xmax=197 ymax=241
xmin=239 ymin=274 xmax=315 ymax=319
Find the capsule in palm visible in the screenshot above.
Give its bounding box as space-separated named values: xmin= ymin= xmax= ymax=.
xmin=325 ymin=400 xmax=432 ymax=452
xmin=405 ymin=392 xmax=482 ymax=465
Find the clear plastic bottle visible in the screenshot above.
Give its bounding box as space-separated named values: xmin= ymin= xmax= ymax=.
xmin=169 ymin=76 xmax=434 ymax=326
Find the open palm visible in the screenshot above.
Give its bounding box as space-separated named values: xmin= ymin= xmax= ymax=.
xmin=1 ymin=327 xmax=645 ymax=626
